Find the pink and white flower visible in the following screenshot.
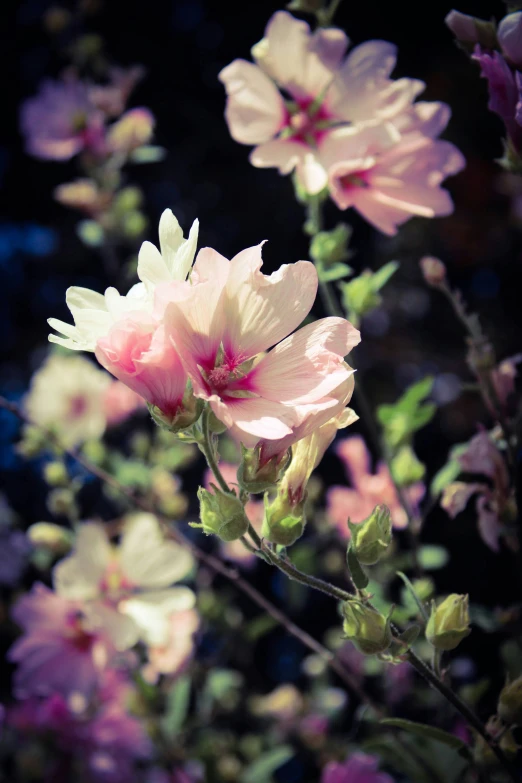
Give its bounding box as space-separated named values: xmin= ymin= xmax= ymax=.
xmin=142 ymin=607 xmax=199 ymax=683
xmin=9 ymin=583 xmax=112 ymax=698
xmin=219 ymin=11 xmax=424 ymax=194
xmin=327 ymin=435 xmax=425 ymax=534
xmin=53 ymin=514 xmax=195 ymax=650
xmin=161 ymin=243 xmax=360 ymax=447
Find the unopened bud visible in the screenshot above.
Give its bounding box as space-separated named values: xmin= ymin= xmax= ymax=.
xmin=342 ymin=601 xmax=392 ymax=655
xmin=238 ymin=444 xmax=290 ymax=494
xmin=348 ymin=504 xmax=392 ymax=565
xmin=390 ymin=445 xmax=425 ymax=487
xmin=426 ymin=594 xmax=471 ymax=651
xmin=27 ymin=522 xmax=73 ymax=555
xmin=148 ymin=389 xmax=203 ymax=434
xmin=498 ymin=12 xmax=522 ymax=67
xmin=193 ymin=487 xmax=249 ymax=542
xmin=262 ymin=492 xmax=305 ymax=547
xmin=498 ymin=675 xmax=522 ymax=725
xmin=310 ymin=223 xmax=352 ymax=267
xmin=444 ymin=10 xmax=497 ymax=50
xmin=43 ymin=461 xmax=69 ymax=487
xmin=420 ymin=256 xmax=447 ymax=287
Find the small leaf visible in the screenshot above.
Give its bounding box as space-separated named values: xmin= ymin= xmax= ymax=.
xmin=418 ymin=545 xmax=449 ymax=570
xmin=396 ymin=623 xmax=421 ymax=648
xmin=371 ymin=260 xmax=399 ymax=291
xmin=319 ymin=262 xmax=353 ymax=282
xmin=430 ymin=445 xmax=468 ymax=497
xmin=161 ymin=675 xmax=191 ymax=737
xmin=380 ymin=718 xmax=471 ymax=755
xmin=399 ymin=377 xmax=434 ymax=409
xmin=240 ymin=746 xmax=294 ymax=783
xmin=397 ymin=571 xmax=429 ymax=621
xmin=347 ymin=545 xmax=369 ymax=589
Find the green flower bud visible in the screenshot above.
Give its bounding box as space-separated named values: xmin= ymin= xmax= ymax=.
xmin=498 ymin=675 xmax=522 ymax=726
xmin=262 ymin=492 xmax=305 ymax=547
xmin=43 ymin=461 xmax=69 ymax=487
xmin=426 ymin=594 xmax=471 ymax=651
xmin=342 ymin=601 xmax=392 ymax=655
xmin=237 ymin=444 xmax=290 ymax=494
xmin=148 ymin=388 xmax=203 ymax=434
xmin=310 ymin=223 xmax=352 ymax=267
xmin=348 ymin=504 xmax=392 ymax=565
xmin=193 ymin=487 xmax=249 ymax=542
xmin=390 ymin=445 xmax=425 ymax=487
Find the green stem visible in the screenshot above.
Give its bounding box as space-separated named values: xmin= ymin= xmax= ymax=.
xmin=198 ymin=406 xmax=231 ymax=495
xmin=263 ymin=545 xmax=352 ymax=603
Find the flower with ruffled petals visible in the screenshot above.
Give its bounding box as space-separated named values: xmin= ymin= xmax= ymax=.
xmin=321 ymin=752 xmax=395 ymax=783
xmin=219 ymin=11 xmax=424 ymax=194
xmin=8 ymin=583 xmax=112 ymax=698
xmin=24 ymin=353 xmax=111 ymax=447
xmin=322 ymin=120 xmax=465 ymax=235
xmin=327 ymin=435 xmax=424 ymax=534
xmin=20 ymin=77 xmax=105 ymax=160
xmin=53 ymin=514 xmax=195 ymax=650
xmin=162 ymin=243 xmax=360 ymax=447
xmin=441 ymin=431 xmax=514 ymax=551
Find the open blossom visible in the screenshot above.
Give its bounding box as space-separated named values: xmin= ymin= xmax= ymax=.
xmin=143 ymin=607 xmax=199 ymax=683
xmin=326 ymin=435 xmax=424 ymax=534
xmin=321 ymin=752 xmax=394 ymax=783
xmin=53 ymin=514 xmax=195 ymax=650
xmin=25 ymin=353 xmax=111 ymax=447
xmin=219 ymin=11 xmax=424 ymax=194
xmin=20 ymin=77 xmax=105 ymax=160
xmin=161 ymin=243 xmax=360 ymax=447
xmin=48 ymin=210 xmax=198 ymax=353
xmin=8 ymin=583 xmax=112 ymax=698
xmin=441 ymin=431 xmax=514 ymax=551
xmin=322 ymin=119 xmax=465 ymax=235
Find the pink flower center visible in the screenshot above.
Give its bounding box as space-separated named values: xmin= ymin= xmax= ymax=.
xmin=99 ymin=560 xmax=135 ymax=603
xmin=281 ymin=100 xmax=333 ymax=147
xmin=338 ymin=171 xmax=370 ymax=191
xmin=69 ymin=394 xmax=88 ymax=419
xmin=207 ymin=366 xmax=232 ymax=392
xmin=66 ymin=611 xmax=96 ymax=652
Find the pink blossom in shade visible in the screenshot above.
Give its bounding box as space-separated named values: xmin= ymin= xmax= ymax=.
xmin=321 ymin=752 xmax=395 ymax=783
xmin=326 ymin=436 xmax=425 ymax=535
xmin=322 ymin=124 xmax=465 ymax=236
xmin=491 ymin=353 xmax=522 ymax=408
xmin=441 ymin=431 xmax=513 ymax=551
xmin=8 ymin=583 xmax=111 ymax=699
xmin=162 ymin=243 xmax=360 ymax=448
xmin=95 ymin=316 xmax=188 ymax=418
xmin=219 ymin=11 xmax=425 ymax=194
xmin=204 ymin=464 xmax=264 ymax=566
xmin=472 ymin=47 xmax=522 ymax=151
xmin=142 ymin=608 xmax=199 ymax=684
xmin=20 ymin=77 xmax=106 ymax=161
xmin=103 ymin=381 xmax=146 ymax=427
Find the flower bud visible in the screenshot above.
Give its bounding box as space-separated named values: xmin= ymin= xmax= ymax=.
xmin=420 ymin=256 xmax=447 ymax=287
xmin=310 ymin=223 xmax=352 ymax=267
xmin=390 ymin=445 xmax=425 ymax=487
xmin=348 ymin=504 xmax=392 ymax=565
xmin=148 ymin=388 xmax=203 ymax=434
xmin=193 ymin=487 xmax=249 ymax=542
xmin=444 ymin=11 xmax=497 ymax=50
xmin=426 ymin=594 xmax=471 ymax=651
xmin=498 ymin=12 xmax=522 ymax=67
xmin=262 ymin=492 xmax=305 ymax=547
xmin=43 ymin=461 xmax=69 ymax=487
xmin=342 ymin=601 xmax=392 ymax=655
xmin=498 ymin=675 xmax=522 ymax=725
xmin=238 ymin=444 xmax=290 ymax=494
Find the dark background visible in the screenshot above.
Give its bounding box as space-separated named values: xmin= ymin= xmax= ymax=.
xmin=1 ymin=0 xmax=521 ymax=709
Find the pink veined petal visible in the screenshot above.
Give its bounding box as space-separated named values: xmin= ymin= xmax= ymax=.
xmin=222 ymin=246 xmax=318 ymax=360
xmin=249 ymin=318 xmax=359 ymax=403
xmin=250 ymin=138 xmax=308 ymax=174
xmin=119 ymin=513 xmax=194 ymax=588
xmin=218 ymin=59 xmax=286 ymax=145
xmin=261 ymin=11 xmax=317 ymax=97
xmin=310 ymin=27 xmax=350 ymax=72
xmin=209 ymin=395 xmax=298 ymax=441
xmin=393 ymin=101 xmax=451 ymax=138
xmin=369 ymin=183 xmax=455 ymax=219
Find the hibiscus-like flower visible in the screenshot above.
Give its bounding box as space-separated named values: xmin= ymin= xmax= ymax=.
xmin=53 ymin=514 xmax=195 ymax=650
xmin=326 ymin=435 xmax=425 ymax=534
xmin=219 ymin=11 xmax=423 ymax=194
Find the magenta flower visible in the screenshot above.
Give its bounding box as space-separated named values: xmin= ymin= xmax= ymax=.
xmin=326 ymin=435 xmax=425 ymax=534
xmin=8 ymin=583 xmax=112 ymax=698
xmin=321 ymin=752 xmax=394 ymax=783
xmin=441 ymin=431 xmax=513 ymax=551
xmin=472 ymin=47 xmax=522 ymax=153
xmin=219 ymin=11 xmax=423 ymax=194
xmin=161 ymin=243 xmax=360 ymax=447
xmin=20 ymin=77 xmax=105 ymax=161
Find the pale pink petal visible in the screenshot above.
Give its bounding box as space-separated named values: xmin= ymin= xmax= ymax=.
xmin=393 ymin=101 xmax=451 ymax=138
xmin=120 ymin=513 xmax=194 ymax=588
xmin=310 ymin=27 xmax=350 ymax=71
xmin=121 ymin=587 xmax=196 ymax=646
xmin=250 ymin=138 xmax=307 ymax=174
xmin=222 ymin=246 xmax=318 ymax=360
xmin=295 ymin=152 xmax=329 ymax=195
xmin=218 ymin=59 xmax=286 ymax=144
xmin=250 ymin=318 xmax=359 ymax=403
xmin=209 ymin=395 xmax=297 ymax=441
xmin=441 ymin=481 xmax=487 ymax=518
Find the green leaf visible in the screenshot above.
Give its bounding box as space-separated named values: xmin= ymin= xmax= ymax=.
xmin=397 ymin=571 xmax=429 ymax=621
xmin=347 ymin=545 xmax=369 ymax=589
xmin=129 ymin=145 xmax=166 ymax=163
xmin=380 ymin=718 xmax=471 ymax=755
xmin=399 ymin=377 xmax=434 ymax=409
xmin=371 ymin=260 xmax=399 ymax=291
xmin=240 ymin=746 xmax=294 ymax=783
xmin=430 ymin=445 xmax=468 ymax=497
xmin=319 ymin=262 xmax=353 ymax=282
xmin=418 ymin=545 xmax=449 ymax=570
xmin=244 ymin=615 xmax=279 ymax=641
xmin=161 ymin=675 xmax=191 ymax=738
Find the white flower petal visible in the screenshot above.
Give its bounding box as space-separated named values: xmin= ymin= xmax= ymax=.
xmin=119 ymin=513 xmax=194 ymax=588
xmin=53 ymin=523 xmax=111 ymax=600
